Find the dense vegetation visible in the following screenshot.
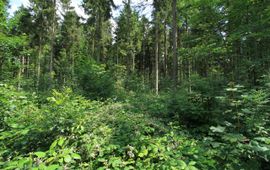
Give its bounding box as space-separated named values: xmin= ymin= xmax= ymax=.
xmin=0 ymin=0 xmax=270 ymax=169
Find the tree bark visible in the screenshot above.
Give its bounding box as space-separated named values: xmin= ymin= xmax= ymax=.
xmin=97 ymin=11 xmax=102 ymax=63
xmin=37 ymin=40 xmax=42 ymax=91
xmin=164 ymin=21 xmax=168 ymax=77
xmin=172 ymin=0 xmax=178 ymax=88
xmin=49 ymin=0 xmax=57 ymax=86
xmin=155 ymin=13 xmax=159 ymax=95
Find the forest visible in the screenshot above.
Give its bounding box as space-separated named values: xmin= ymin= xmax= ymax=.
xmin=0 ymin=0 xmax=270 ymax=169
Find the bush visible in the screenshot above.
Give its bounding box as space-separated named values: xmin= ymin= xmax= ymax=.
xmin=76 ymin=59 xmax=116 ymax=100
xmin=0 ymin=84 xmax=217 ymax=170
xmin=167 ymin=75 xmax=223 ymax=125
xmin=1 ymin=81 xmax=269 ymax=169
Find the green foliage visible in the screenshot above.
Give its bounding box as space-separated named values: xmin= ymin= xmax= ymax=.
xmin=124 ymin=76 xmax=270 ymax=169
xmin=199 ymin=81 xmax=270 ymax=169
xmin=76 ymin=59 xmax=116 ymax=100
xmin=0 ymin=0 xmax=7 ymax=31
xmin=0 ymin=84 xmax=217 ymax=169
xmin=0 ymin=33 xmax=29 ymax=79
xmin=2 ymin=0 xmax=270 ymax=169
xmin=1 ymin=76 xmax=270 ymax=169
xmin=114 ymin=4 xmax=143 ymax=66
xmin=153 ymin=75 xmax=223 ymax=125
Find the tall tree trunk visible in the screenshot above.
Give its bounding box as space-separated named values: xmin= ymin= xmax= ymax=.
xmin=142 ymin=41 xmax=145 ymax=84
xmin=92 ymin=38 xmax=95 ymax=59
xmin=164 ymin=21 xmax=168 ymax=77
xmin=100 ymin=15 xmax=104 ymax=62
xmin=132 ymin=52 xmax=135 ymax=71
xmin=49 ymin=0 xmax=56 ymax=86
xmin=127 ymin=0 xmax=134 ymax=72
xmin=155 ymin=14 xmax=159 ymax=95
xmin=17 ymin=56 xmax=23 ymax=89
xmin=26 ymin=55 xmax=30 ymax=78
xmin=185 ymin=17 xmax=191 ymax=93
xmin=97 ymin=12 xmax=102 ymax=63
xmin=172 ymin=0 xmax=178 ymax=88
xmin=116 ymin=44 xmax=119 ymax=65
xmin=178 ymin=28 xmax=183 ymax=82
xmin=71 ymin=50 xmax=75 ymax=83
xmin=37 ymin=40 xmax=42 ymax=91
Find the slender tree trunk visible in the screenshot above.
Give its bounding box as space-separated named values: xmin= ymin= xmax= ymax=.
xmin=92 ymin=38 xmax=95 ymax=58
xmin=132 ymin=52 xmax=135 ymax=71
xmin=142 ymin=40 xmax=146 ymax=84
xmin=116 ymin=44 xmax=119 ymax=65
xmin=37 ymin=41 xmax=42 ymax=91
xmin=155 ymin=14 xmax=159 ymax=95
xmin=71 ymin=51 xmax=75 ymax=83
xmin=26 ymin=56 xmax=30 ymax=78
xmin=67 ymin=47 xmax=74 ymax=83
xmin=172 ymin=0 xmax=178 ymax=88
xmin=100 ymin=15 xmax=104 ymax=62
xmin=127 ymin=0 xmax=133 ymax=72
xmin=49 ymin=0 xmax=56 ymax=87
xmin=185 ymin=17 xmax=191 ymax=93
xmin=164 ymin=21 xmax=168 ymax=77
xmin=17 ymin=56 xmax=24 ymax=89
xmin=97 ymin=12 xmax=102 ymax=63
xmin=178 ymin=28 xmax=183 ymax=82
xmin=21 ymin=56 xmax=25 ymax=82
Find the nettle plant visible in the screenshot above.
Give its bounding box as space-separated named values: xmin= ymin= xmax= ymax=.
xmin=206 ymin=83 xmax=270 ymax=169
xmin=2 ymin=137 xmax=81 ymax=169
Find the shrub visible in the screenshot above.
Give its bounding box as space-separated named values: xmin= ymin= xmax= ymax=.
xmin=76 ymin=59 xmax=115 ymax=100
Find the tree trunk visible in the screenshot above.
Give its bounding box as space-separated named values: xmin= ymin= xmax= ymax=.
xmin=116 ymin=44 xmax=119 ymax=65
xmin=164 ymin=21 xmax=168 ymax=77
xmin=37 ymin=41 xmax=42 ymax=91
xmin=92 ymin=37 xmax=95 ymax=59
xmin=71 ymin=51 xmax=75 ymax=83
xmin=49 ymin=0 xmax=56 ymax=87
xmin=127 ymin=0 xmax=133 ymax=72
xmin=172 ymin=0 xmax=178 ymax=88
xmin=155 ymin=14 xmax=159 ymax=95
xmin=17 ymin=56 xmax=24 ymax=89
xmin=26 ymin=55 xmax=30 ymax=78
xmin=185 ymin=17 xmax=191 ymax=93
xmin=132 ymin=52 xmax=135 ymax=71
xmin=97 ymin=12 xmax=102 ymax=63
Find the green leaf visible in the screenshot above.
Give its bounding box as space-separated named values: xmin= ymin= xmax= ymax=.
xmin=254 ymin=137 xmax=270 ymax=144
xmin=71 ymin=153 xmax=81 ymax=160
xmin=98 ymin=158 xmax=106 ymax=162
xmin=138 ymin=148 xmax=148 ymax=158
xmin=178 ymin=160 xmax=187 ymax=169
xmin=222 ymin=133 xmax=244 ymax=143
xmin=58 ymin=158 xmax=64 ymax=163
xmin=64 ymin=155 xmax=72 ymax=163
xmin=210 ymin=126 xmax=225 ymax=133
xmin=189 ymin=161 xmax=196 ymax=166
xmin=109 ymin=157 xmax=122 ymax=168
xmin=35 ymin=152 xmax=46 ymax=158
xmin=226 ymin=88 xmax=238 ymax=92
xmin=242 ymin=109 xmax=253 ymax=114
xmin=187 ymin=166 xmax=198 ymax=170
xmin=45 ymin=157 xmax=55 ymax=163
xmin=50 ymin=140 xmax=58 ymax=150
xmin=58 ymin=137 xmax=65 ymax=146
xmin=46 ymin=164 xmax=60 ymax=170
xmin=211 ymin=142 xmax=221 ymax=148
